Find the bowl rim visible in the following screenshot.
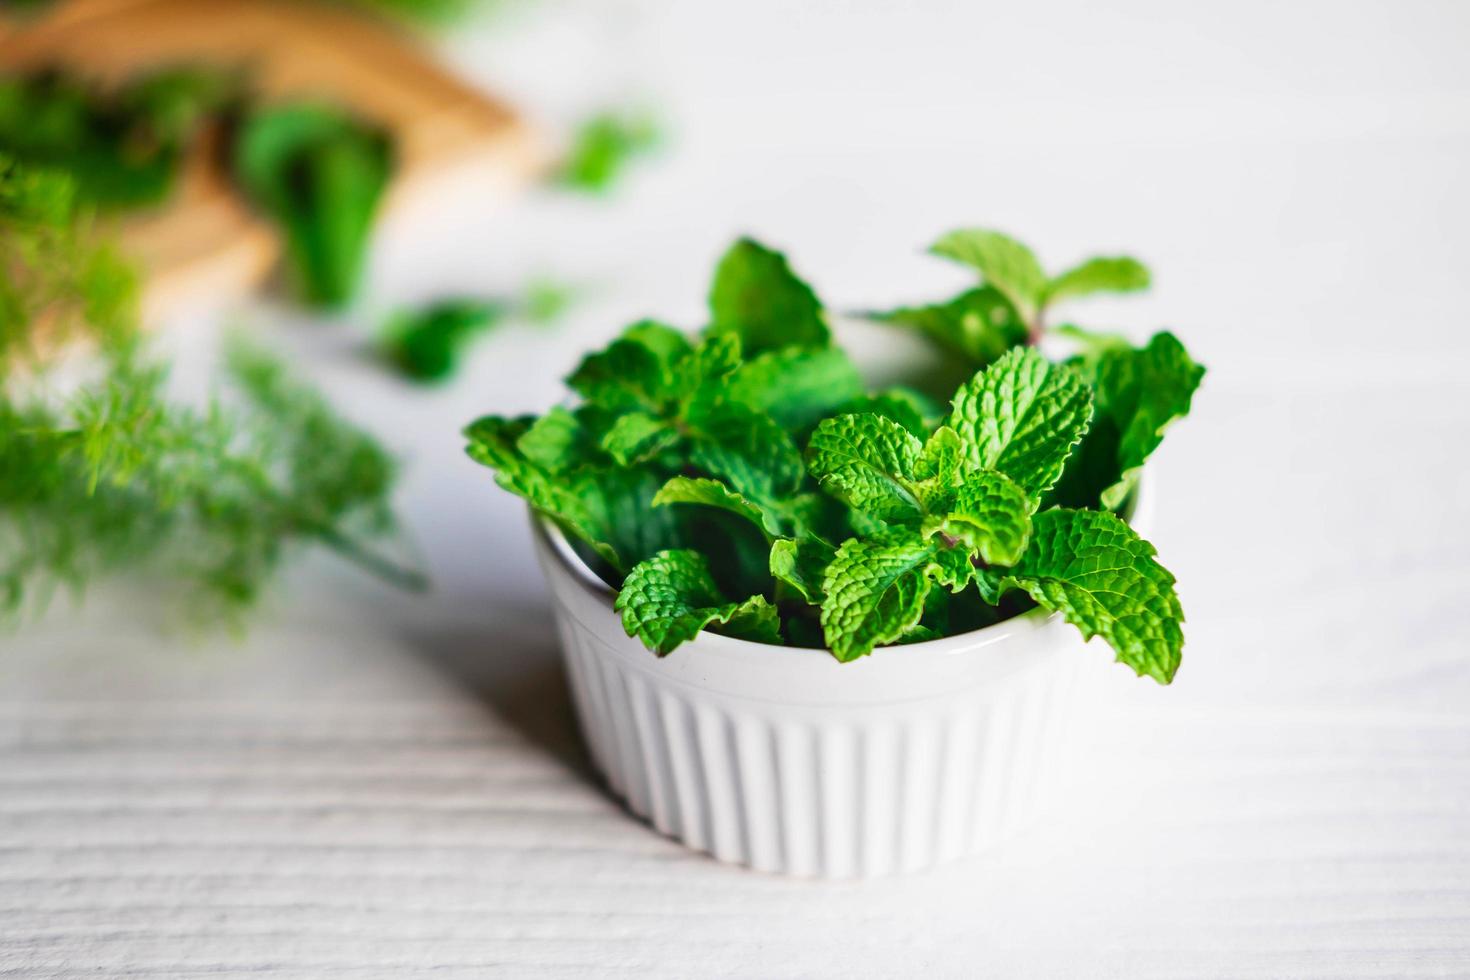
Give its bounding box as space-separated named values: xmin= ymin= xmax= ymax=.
xmin=531 ymin=468 xmax=1150 ymax=667
xmin=533 ymin=515 xmax=1059 ymax=666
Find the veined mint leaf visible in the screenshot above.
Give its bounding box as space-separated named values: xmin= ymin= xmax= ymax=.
xmin=807 ymin=413 xmax=924 ymax=523
xmin=769 ymin=536 xmax=834 ymax=604
xmin=820 ymin=533 xmax=935 ymax=661
xmin=837 ymin=388 xmax=936 ymax=439
xmin=1045 ymin=255 xmax=1150 ymax=304
xmin=1049 ymin=331 xmax=1204 ymax=511
xmin=516 ymin=405 xmax=595 ymax=473
xmin=930 ymin=229 xmax=1047 ymax=322
xmin=868 ymin=286 xmax=1027 ymax=368
xmin=913 ymin=425 xmax=966 ymax=503
xmin=621 ymin=319 xmax=692 ymax=364
xmin=466 ymin=415 xmax=616 ymax=565
xmin=600 ymin=411 xmax=677 ymax=465
xmin=615 ymin=549 xmax=781 ymax=655
xmin=671 ymin=332 xmax=743 ymax=398
xmin=580 ymin=467 xmax=685 ymax=574
xmin=925 ymin=543 xmax=978 ymax=593
xmin=980 ymin=509 xmax=1184 ymax=684
xmin=654 ymin=475 xmax=781 ymax=538
xmin=1093 ymin=331 xmax=1204 ymax=510
xmin=725 ymin=345 xmax=864 ymax=431
xmin=686 ymin=397 xmax=805 ymax=501
xmin=707 ymin=238 xmax=828 ymax=355
xmin=921 ymin=468 xmax=1032 ymax=565
xmin=566 ymin=332 xmax=670 ymax=412
xmin=948 ymin=346 xmax=1093 ymax=497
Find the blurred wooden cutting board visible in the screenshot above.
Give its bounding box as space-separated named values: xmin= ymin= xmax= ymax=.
xmin=0 ymin=0 xmax=544 ymax=317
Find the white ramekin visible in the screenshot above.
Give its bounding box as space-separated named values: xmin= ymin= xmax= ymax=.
xmin=530 ymin=488 xmax=1149 ymax=878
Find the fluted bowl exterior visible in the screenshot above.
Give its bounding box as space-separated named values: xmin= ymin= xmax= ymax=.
xmin=530 ymin=513 xmax=1125 ymax=878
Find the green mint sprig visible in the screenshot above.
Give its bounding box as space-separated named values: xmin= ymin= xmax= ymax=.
xmin=465 ymin=231 xmax=1203 ymax=682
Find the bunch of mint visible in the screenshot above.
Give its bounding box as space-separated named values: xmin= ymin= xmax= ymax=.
xmin=465 ymin=230 xmax=1203 ymax=683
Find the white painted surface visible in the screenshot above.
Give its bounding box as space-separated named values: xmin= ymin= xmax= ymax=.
xmin=3 ymin=0 xmax=1470 ymax=975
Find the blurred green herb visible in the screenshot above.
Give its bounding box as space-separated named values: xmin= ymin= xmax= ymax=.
xmin=559 ymin=109 xmax=661 ymax=194
xmin=331 ymin=0 xmax=477 ymax=24
xmin=1 ymin=156 xmax=421 ymax=626
xmin=233 ymin=102 xmax=394 ymax=310
xmin=0 ymin=154 xmax=137 ymax=369
xmin=0 ymin=66 xmax=239 ymax=209
xmin=378 ymin=279 xmax=575 ymax=383
xmin=1 ymin=340 xmax=422 ymax=624
xmin=381 ymin=298 xmax=508 ymax=382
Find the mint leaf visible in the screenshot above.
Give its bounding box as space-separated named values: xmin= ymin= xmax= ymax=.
xmin=807 ymin=413 xmax=924 ymax=523
xmin=580 ymin=467 xmax=685 ymax=574
xmin=820 ymin=533 xmax=935 ymax=661
xmin=686 ymin=397 xmax=805 ymax=501
xmin=726 ymin=345 xmax=864 ymax=430
xmin=621 ymin=319 xmax=693 ymax=364
xmin=948 ymin=347 xmax=1092 ymax=497
xmin=925 ymin=543 xmax=978 ymax=593
xmin=921 ymin=468 xmax=1032 ymax=565
xmin=671 ymin=332 xmax=742 ymax=398
xmin=930 ymin=229 xmax=1047 ymax=322
xmin=600 ymin=411 xmax=677 ymax=465
xmin=615 ymin=549 xmax=781 ymax=654
xmin=559 ymin=109 xmax=661 ymax=194
xmin=1092 ymin=331 xmax=1203 ymax=510
xmin=707 ymin=238 xmax=827 ymax=354
xmin=980 ymin=509 xmax=1184 ymax=683
xmin=466 ymin=414 xmax=614 ymax=564
xmin=838 ymin=388 xmax=936 ymax=439
xmin=769 ymin=536 xmax=834 ymax=604
xmin=654 ymin=475 xmax=781 ymax=537
xmin=233 ymin=103 xmax=392 ymax=309
xmin=1045 ymin=255 xmax=1150 ymax=304
xmin=566 ymin=334 xmax=669 ymax=413
xmin=868 ymin=286 xmax=1027 ymax=368
xmin=1049 ymin=331 xmax=1204 ymax=511
xmin=913 ymin=425 xmax=966 ymax=502
xmin=516 ymin=405 xmax=595 ymax=473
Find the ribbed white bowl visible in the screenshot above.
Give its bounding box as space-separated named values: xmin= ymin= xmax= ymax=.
xmin=529 ymin=503 xmax=1137 ymax=878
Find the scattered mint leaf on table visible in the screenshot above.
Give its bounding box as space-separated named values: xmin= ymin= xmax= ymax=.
xmin=380 ymin=299 xmax=507 ymax=382
xmin=559 ymin=109 xmax=661 ymax=194
xmin=233 ymin=103 xmax=393 ymax=309
xmin=465 ymin=230 xmax=1200 ymax=681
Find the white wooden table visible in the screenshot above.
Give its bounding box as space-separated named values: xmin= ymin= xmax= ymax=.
xmin=3 ymin=1 xmax=1469 ymax=976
